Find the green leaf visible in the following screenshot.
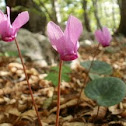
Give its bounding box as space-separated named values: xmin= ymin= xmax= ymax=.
xmin=80 ymin=60 xmax=113 ymax=75
xmin=104 ymin=46 xmax=120 ymax=53
xmin=4 ymin=50 xmax=26 ymax=57
xmin=45 ymin=65 xmax=71 ymax=86
xmin=89 ymin=73 xmax=101 ymax=80
xmin=84 ymin=77 xmax=126 ymax=107
xmin=4 ymin=51 xmax=18 ymax=57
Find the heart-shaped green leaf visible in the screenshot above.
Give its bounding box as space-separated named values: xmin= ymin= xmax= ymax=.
xmin=80 ymin=60 xmax=113 ymax=75
xmin=84 ymin=77 xmax=126 ymax=106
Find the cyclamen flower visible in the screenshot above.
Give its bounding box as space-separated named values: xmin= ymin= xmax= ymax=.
xmin=95 ymin=27 xmax=112 ymax=47
xmin=47 ymin=15 xmax=83 ymax=61
xmin=0 ymin=6 xmax=29 ymax=42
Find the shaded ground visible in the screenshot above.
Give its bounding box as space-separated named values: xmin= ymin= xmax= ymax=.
xmin=0 ymin=38 xmax=126 ymax=126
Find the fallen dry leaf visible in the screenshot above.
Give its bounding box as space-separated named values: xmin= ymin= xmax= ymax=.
xmin=0 ymin=123 xmax=13 ymax=126
xmin=86 ymin=106 xmax=107 ymax=122
xmin=62 ymin=122 xmax=94 ymax=126
xmin=49 ymin=99 xmax=78 ymax=114
xmin=109 ymin=104 xmax=123 ymax=115
xmin=20 ymin=109 xmax=37 ymax=121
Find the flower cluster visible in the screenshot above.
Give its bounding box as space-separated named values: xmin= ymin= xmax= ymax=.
xmin=0 ymin=6 xmax=112 ymax=60
xmin=47 ymin=17 xmax=112 ymax=61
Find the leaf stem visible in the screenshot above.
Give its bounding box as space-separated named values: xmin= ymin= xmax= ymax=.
xmin=55 ymin=59 xmax=63 ymax=126
xmin=93 ymin=106 xmax=100 ymax=123
xmin=14 ymin=38 xmax=42 ymax=126
xmin=76 ymin=44 xmax=100 ymax=110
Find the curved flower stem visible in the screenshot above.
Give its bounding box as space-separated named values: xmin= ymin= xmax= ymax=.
xmin=14 ymin=38 xmax=42 ymax=126
xmin=76 ymin=43 xmax=100 ymax=109
xmin=56 ymin=60 xmax=63 ymax=126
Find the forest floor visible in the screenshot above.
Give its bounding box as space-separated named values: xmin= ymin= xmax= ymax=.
xmin=0 ymin=37 xmax=126 ymax=126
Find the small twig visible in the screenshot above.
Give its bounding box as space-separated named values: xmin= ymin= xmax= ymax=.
xmin=55 ymin=60 xmax=63 ymax=126
xmin=14 ymin=38 xmax=42 ymax=126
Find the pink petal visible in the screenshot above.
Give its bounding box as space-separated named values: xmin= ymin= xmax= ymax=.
xmin=6 ymin=7 xmax=14 ymax=36
xmin=7 ymin=6 xmax=11 ymax=26
xmin=0 ymin=21 xmax=8 ymax=35
xmin=95 ymin=30 xmax=103 ymax=43
xmin=0 ymin=7 xmax=12 ymax=41
xmin=64 ymin=15 xmax=83 ymax=45
xmin=0 ymin=10 xmax=6 ymax=24
xmin=75 ymin=41 xmax=79 ymax=52
xmin=0 ymin=8 xmax=8 ymax=34
xmin=12 ymin=11 xmax=29 ymax=32
xmin=47 ymin=21 xmax=65 ymax=53
xmin=0 ymin=20 xmax=15 ymax=41
xmin=95 ymin=27 xmax=112 ymax=47
xmin=0 ymin=11 xmax=7 ymax=35
xmin=102 ymin=27 xmax=112 ymax=43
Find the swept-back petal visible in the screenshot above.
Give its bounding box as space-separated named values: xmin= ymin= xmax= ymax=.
xmin=7 ymin=6 xmax=11 ymax=25
xmin=0 ymin=21 xmax=8 ymax=35
xmin=12 ymin=11 xmax=29 ymax=32
xmin=102 ymin=27 xmax=112 ymax=42
xmin=0 ymin=10 xmax=7 ymax=34
xmin=95 ymin=27 xmax=111 ymax=47
xmin=0 ymin=10 xmax=6 ymax=24
xmin=95 ymin=30 xmax=103 ymax=43
xmin=47 ymin=21 xmax=64 ymax=53
xmin=0 ymin=20 xmax=15 ymax=42
xmin=64 ymin=15 xmax=83 ymax=45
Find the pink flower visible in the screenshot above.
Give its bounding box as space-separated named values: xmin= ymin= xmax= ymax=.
xmin=0 ymin=6 xmax=29 ymax=42
xmin=95 ymin=27 xmax=112 ymax=47
xmin=47 ymin=15 xmax=83 ymax=61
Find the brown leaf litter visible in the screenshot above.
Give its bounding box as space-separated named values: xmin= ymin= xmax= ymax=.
xmin=0 ymin=38 xmax=126 ymax=125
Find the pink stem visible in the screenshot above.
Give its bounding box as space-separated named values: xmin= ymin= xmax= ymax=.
xmin=55 ymin=60 xmax=63 ymax=126
xmin=15 ymin=38 xmax=42 ymax=126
